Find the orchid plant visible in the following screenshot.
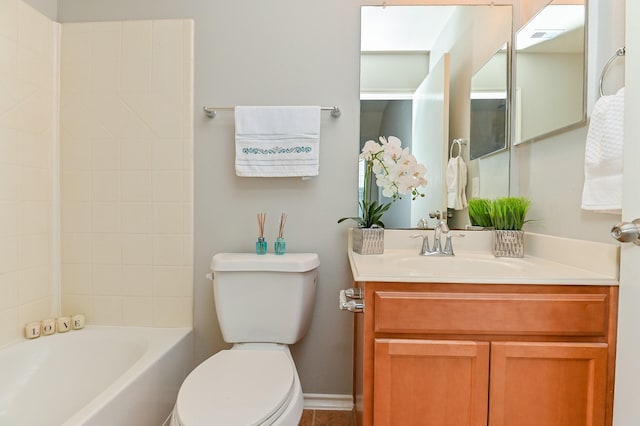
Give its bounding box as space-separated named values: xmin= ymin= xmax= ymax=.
xmin=338 ymin=136 xmax=428 ymax=228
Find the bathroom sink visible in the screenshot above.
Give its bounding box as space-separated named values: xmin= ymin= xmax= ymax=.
xmin=347 ymin=229 xmax=620 ymax=285
xmin=397 ymin=256 xmax=523 ymax=276
xmin=393 ymin=253 xmax=531 ymax=276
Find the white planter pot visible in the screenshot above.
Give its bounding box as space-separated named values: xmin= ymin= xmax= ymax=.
xmin=352 ymin=227 xmax=384 ymax=255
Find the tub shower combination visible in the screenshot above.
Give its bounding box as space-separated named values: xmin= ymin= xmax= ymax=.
xmin=0 ymin=326 xmax=192 ymax=426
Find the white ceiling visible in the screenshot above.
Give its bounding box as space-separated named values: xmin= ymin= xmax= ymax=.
xmin=361 ymin=4 xmax=584 ymax=53
xmin=360 ymin=6 xmax=456 ymax=52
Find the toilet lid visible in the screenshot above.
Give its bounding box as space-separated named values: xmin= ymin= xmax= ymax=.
xmin=175 ymin=350 xmax=295 ymax=426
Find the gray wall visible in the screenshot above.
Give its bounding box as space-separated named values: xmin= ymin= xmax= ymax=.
xmin=56 ymin=0 xmax=359 ymax=395
xmin=27 ymin=0 xmax=625 ymax=397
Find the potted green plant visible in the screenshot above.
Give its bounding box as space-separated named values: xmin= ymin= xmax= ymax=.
xmin=488 ymin=197 xmax=531 ymax=257
xmin=467 ymin=198 xmax=493 ymax=229
xmin=338 ymin=136 xmax=427 ymax=254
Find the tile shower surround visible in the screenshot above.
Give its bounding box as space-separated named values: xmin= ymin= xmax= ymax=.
xmin=0 ymin=0 xmax=194 ymax=346
xmin=60 ymin=20 xmax=193 ymax=327
xmin=0 ymin=0 xmax=57 ymax=345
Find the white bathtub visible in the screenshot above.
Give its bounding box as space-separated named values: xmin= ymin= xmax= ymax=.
xmin=0 ymin=326 xmax=192 ymax=426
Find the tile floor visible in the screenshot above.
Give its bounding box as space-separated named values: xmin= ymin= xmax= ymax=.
xmin=299 ymin=409 xmax=354 ymax=426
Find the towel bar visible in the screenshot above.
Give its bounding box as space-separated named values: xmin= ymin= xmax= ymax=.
xmin=203 ymin=105 xmax=341 ymax=119
xmin=599 ymin=47 xmax=625 ymax=97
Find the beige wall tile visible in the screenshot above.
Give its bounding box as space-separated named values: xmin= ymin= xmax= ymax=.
xmin=153 ymin=266 xmax=191 ymax=297
xmin=62 ymin=202 xmax=91 ymax=233
xmin=92 ymin=265 xmax=123 ymax=296
xmin=120 ymin=171 xmax=150 ymax=202
xmin=0 ymin=307 xmax=19 ymax=343
xmin=120 ymin=139 xmax=151 ymax=170
xmin=62 ymin=171 xmax=91 ymax=201
xmin=18 ymin=296 xmax=51 ymax=325
xmin=153 ymin=203 xmax=182 ymax=234
xmin=0 ymin=166 xmax=18 ymax=202
xmin=91 ymin=171 xmax=119 ymax=202
xmin=91 ymin=139 xmax=120 ymax=170
xmin=91 ymin=234 xmax=122 ymax=265
xmin=122 ymin=21 xmax=152 ymax=91
xmin=18 ymin=266 xmax=49 ymax=303
xmin=120 ymin=203 xmax=152 ymax=233
xmin=91 ymin=202 xmax=121 ymax=233
xmin=60 ymin=18 xmax=193 ymax=330
xmin=62 ymin=264 xmax=92 ymax=294
xmin=61 ymin=139 xmax=91 ymax=171
xmin=122 ymin=234 xmax=153 ymax=265
xmin=122 ymin=265 xmax=153 ymax=296
xmin=62 ymin=294 xmax=92 ymax=319
xmin=123 ymin=296 xmax=153 ymax=326
xmin=0 ymin=203 xmax=18 ymax=237
xmin=0 ymin=0 xmax=19 ymax=41
xmin=153 ymin=235 xmax=183 ymax=266
xmin=152 ymin=171 xmax=182 ymax=202
xmin=62 ymin=233 xmax=92 ymax=264
xmin=91 ymin=295 xmax=123 ymax=325
xmin=153 ymin=296 xmax=192 ymax=327
xmin=152 ymin=139 xmax=183 ymax=170
xmin=0 ymin=237 xmax=18 ymax=274
xmin=0 ymin=271 xmax=18 ymax=309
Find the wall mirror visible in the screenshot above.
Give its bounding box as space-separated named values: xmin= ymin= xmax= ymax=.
xmin=360 ymin=5 xmax=512 ymax=229
xmin=514 ymin=2 xmax=586 ymax=144
xmin=470 ymin=45 xmax=509 ymax=160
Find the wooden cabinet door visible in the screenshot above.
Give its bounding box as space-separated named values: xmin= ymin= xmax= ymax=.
xmin=489 ymin=342 xmax=608 ymax=426
xmin=374 ymin=339 xmax=490 ymax=426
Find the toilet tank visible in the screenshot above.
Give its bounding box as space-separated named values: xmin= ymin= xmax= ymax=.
xmin=210 ymin=253 xmax=319 ymax=344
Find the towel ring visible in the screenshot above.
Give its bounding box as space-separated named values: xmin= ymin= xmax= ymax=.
xmin=599 ymin=47 xmax=625 ymax=97
xmin=450 ymin=138 xmax=467 ymax=159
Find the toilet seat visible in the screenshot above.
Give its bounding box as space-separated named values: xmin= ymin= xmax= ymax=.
xmin=174 ymin=349 xmax=295 ymax=426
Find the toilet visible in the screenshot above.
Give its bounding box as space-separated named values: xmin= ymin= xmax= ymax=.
xmin=172 ymin=252 xmax=319 ymax=426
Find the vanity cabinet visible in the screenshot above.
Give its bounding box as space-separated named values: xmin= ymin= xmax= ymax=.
xmin=352 ymin=282 xmax=618 ymax=426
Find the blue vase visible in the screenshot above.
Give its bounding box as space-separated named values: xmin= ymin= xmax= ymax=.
xmin=256 ymin=237 xmax=267 ymax=255
xmin=274 ymin=237 xmax=286 ymax=255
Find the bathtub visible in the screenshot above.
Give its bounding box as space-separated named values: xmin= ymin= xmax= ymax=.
xmin=0 ymin=326 xmax=192 ymax=426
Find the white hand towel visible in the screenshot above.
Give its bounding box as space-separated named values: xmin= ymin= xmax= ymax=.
xmin=581 ymin=87 xmax=624 ymax=213
xmin=235 ymin=106 xmax=321 ymax=177
xmin=446 ymin=156 xmax=468 ymax=210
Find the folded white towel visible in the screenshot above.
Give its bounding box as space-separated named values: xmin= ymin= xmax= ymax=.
xmin=581 ymin=87 xmax=624 ymax=213
xmin=235 ymin=106 xmax=321 ymax=177
xmin=446 ymin=156 xmax=468 ymax=210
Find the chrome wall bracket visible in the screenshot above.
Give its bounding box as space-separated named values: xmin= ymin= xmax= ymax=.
xmin=339 ymin=288 xmax=364 ymax=313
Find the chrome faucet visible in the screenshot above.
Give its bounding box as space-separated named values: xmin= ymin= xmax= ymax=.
xmin=416 ymin=220 xmax=455 ymax=256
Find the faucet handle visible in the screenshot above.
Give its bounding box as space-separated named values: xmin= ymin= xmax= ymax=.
xmin=410 ymin=234 xmax=431 ymax=255
xmin=443 ymin=235 xmax=454 ymax=255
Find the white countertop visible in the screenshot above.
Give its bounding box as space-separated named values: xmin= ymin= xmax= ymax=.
xmin=347 ymin=229 xmax=619 ymax=285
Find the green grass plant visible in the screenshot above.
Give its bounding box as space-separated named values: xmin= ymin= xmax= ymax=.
xmin=467 ymin=198 xmax=492 ymax=228
xmin=488 ymin=197 xmax=531 ymax=230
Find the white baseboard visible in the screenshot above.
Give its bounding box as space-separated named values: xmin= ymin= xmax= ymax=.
xmin=303 ymin=393 xmax=354 ymax=411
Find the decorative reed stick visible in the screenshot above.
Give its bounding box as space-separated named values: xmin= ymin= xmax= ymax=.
xmin=257 ymin=212 xmax=266 ymax=238
xmin=278 ymin=212 xmax=287 ymax=239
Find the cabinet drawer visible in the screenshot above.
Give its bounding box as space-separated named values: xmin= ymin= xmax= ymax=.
xmin=374 ymin=291 xmax=609 ymax=337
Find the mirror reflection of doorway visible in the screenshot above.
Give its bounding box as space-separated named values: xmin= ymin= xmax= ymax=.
xmin=359 ymin=99 xmax=413 ymax=229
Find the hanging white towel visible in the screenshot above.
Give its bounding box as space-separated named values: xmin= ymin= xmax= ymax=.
xmin=446 ymin=156 xmax=468 ymax=210
xmin=234 ymin=106 xmax=321 ymax=177
xmin=581 ymin=87 xmax=625 ymax=214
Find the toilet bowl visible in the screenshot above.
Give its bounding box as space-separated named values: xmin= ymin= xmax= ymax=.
xmin=172 ymin=253 xmax=319 ymax=426
xmin=172 ymin=344 xmax=303 ymax=426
